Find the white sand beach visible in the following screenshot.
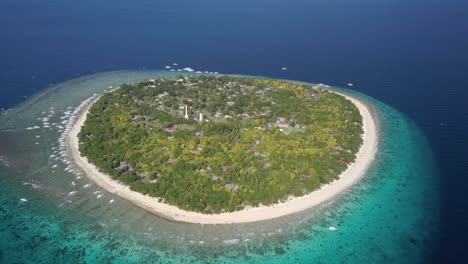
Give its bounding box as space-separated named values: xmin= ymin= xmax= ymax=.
xmin=67 ymin=90 xmax=377 ymax=224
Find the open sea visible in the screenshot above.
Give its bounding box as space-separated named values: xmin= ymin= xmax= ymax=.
xmin=0 ymin=0 xmax=467 ymax=263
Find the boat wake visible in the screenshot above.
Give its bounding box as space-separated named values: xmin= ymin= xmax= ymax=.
xmin=22 ymin=180 xmax=45 ymax=190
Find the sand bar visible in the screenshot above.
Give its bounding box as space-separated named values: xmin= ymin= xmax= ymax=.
xmin=67 ymin=89 xmax=378 ymax=224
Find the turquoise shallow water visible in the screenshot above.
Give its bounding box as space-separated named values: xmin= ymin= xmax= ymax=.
xmin=0 ymin=71 xmax=440 ymax=263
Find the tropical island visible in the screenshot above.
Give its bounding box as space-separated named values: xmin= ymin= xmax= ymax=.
xmin=68 ymin=75 xmax=377 ymax=224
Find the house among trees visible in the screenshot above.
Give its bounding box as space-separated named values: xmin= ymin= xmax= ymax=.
xmin=164 ymin=125 xmax=177 ymax=133
xmin=336 ymin=160 xmax=348 ymax=165
xmin=276 ymin=117 xmax=289 ymax=128
xmin=225 ymin=183 xmax=239 ymax=191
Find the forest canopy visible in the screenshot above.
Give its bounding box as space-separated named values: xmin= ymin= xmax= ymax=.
xmin=78 ymin=75 xmax=363 ymax=213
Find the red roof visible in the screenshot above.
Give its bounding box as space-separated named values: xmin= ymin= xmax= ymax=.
xmin=336 ymin=160 xmax=348 ymax=165
xmin=164 ymin=125 xmax=177 ymax=133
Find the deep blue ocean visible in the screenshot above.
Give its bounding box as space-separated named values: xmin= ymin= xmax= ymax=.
xmin=1 ymin=0 xmax=467 ymax=263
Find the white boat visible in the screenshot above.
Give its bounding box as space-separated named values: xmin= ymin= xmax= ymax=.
xmin=67 ymin=191 xmax=77 ymax=196
xmin=282 ymin=67 xmax=287 ymax=70
xmin=20 ymin=198 xmax=28 ymax=202
xmin=328 ymin=226 xmax=338 ymax=231
xmin=347 ymin=83 xmax=354 ymax=87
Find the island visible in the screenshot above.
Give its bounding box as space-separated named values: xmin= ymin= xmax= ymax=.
xmin=67 ymin=75 xmax=377 ymax=224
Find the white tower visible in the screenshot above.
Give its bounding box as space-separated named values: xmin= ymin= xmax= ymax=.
xmin=184 ymin=105 xmax=189 ymax=119
xmin=199 ymin=113 xmax=203 ymax=122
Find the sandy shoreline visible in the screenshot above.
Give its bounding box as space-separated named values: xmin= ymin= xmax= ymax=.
xmin=67 ymin=90 xmax=378 ymax=224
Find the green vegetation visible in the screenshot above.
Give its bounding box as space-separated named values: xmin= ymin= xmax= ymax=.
xmin=78 ymin=75 xmax=363 ymax=213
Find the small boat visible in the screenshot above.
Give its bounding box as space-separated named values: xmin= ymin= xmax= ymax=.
xmin=282 ymin=67 xmax=287 ymax=70
xmin=67 ymin=191 xmax=77 ymax=196
xmin=328 ymin=226 xmax=338 ymax=231
xmin=20 ymin=198 xmax=28 ymax=202
xmin=347 ymin=83 xmax=354 ymax=87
